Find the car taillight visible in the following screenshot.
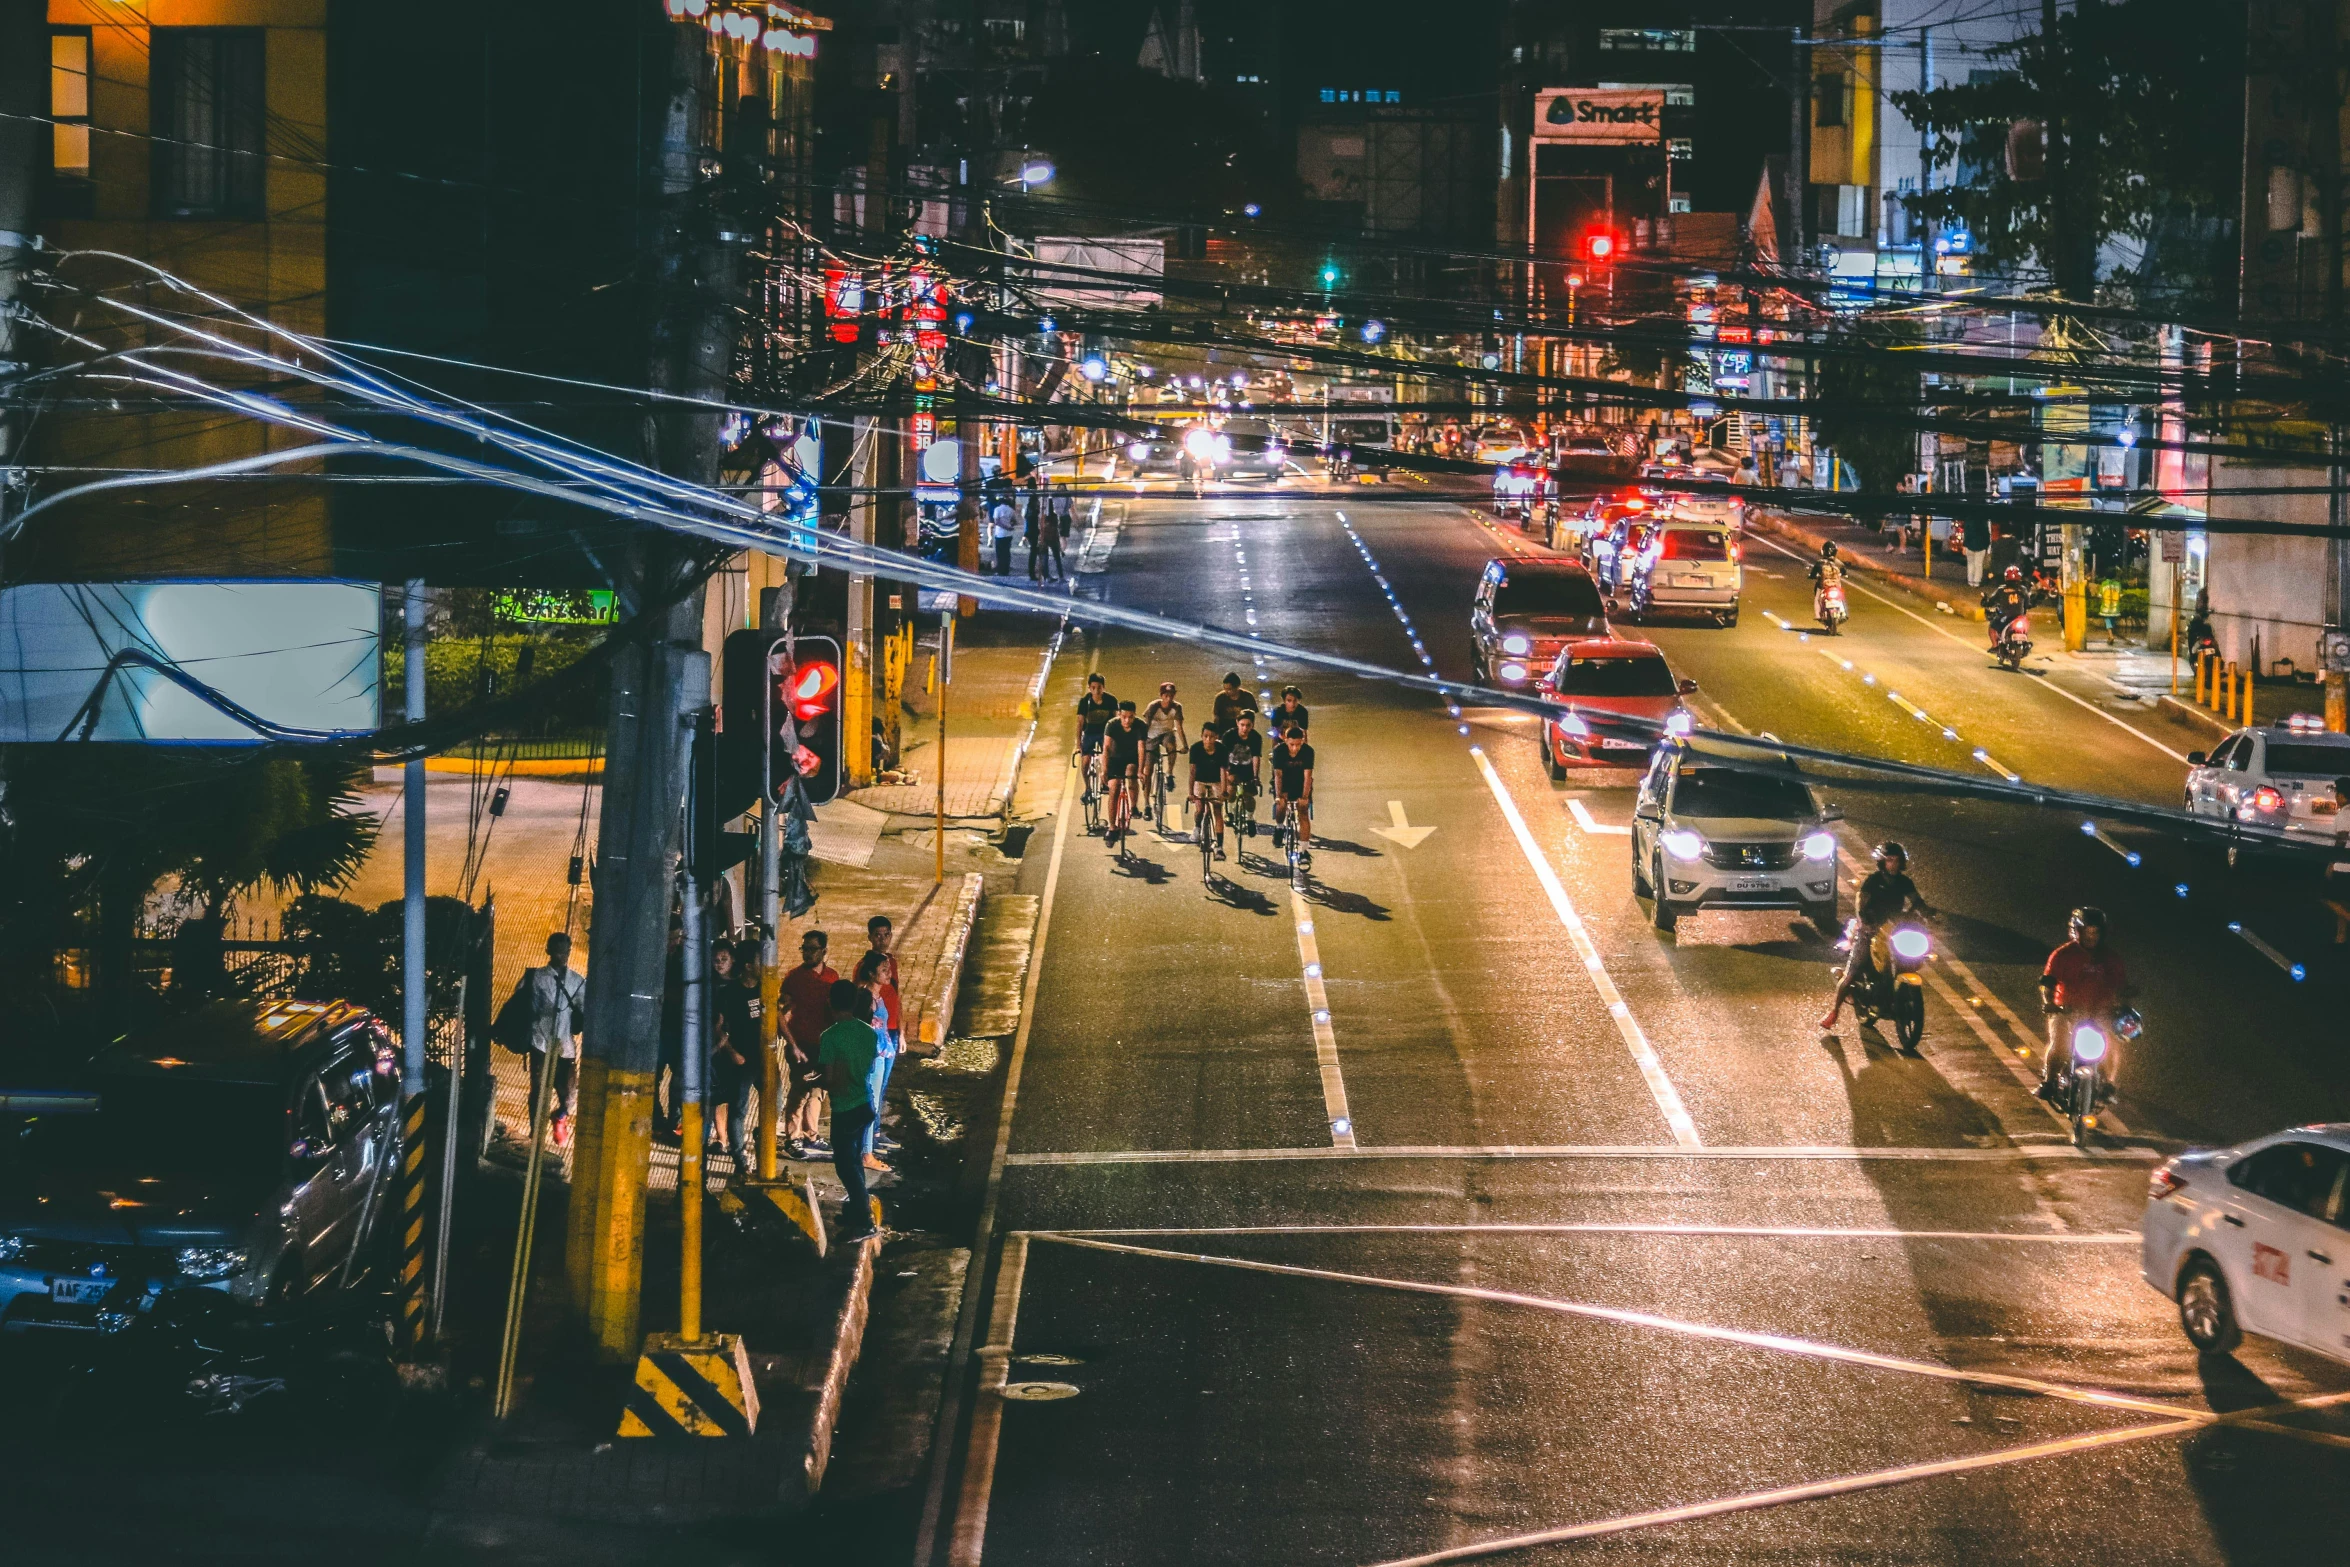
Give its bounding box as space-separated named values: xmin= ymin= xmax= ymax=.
xmin=2148 ymin=1164 xmax=2188 ymax=1201
xmin=2250 ymin=785 xmax=2284 ymax=814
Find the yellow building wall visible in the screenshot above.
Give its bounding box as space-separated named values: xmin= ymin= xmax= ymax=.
xmin=35 ymin=0 xmax=330 ymax=578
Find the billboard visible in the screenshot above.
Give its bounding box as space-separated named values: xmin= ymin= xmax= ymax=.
xmin=1031 ymin=238 xmax=1165 ymax=309
xmin=1534 ymin=89 xmax=1665 ymax=144
xmin=0 ymin=580 xmax=383 ymax=743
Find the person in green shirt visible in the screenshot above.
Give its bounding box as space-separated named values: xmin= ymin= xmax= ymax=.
xmin=816 ymin=979 xmax=884 ymax=1243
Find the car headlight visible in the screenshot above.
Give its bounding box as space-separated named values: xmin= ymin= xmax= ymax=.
xmin=175 ymin=1246 xmax=248 ymax=1281
xmin=1498 ymin=662 xmax=1528 ymax=683
xmin=1500 ymin=633 xmax=1532 ymax=655
xmin=0 ymin=1234 xmax=23 ymax=1262
xmin=1799 ymin=831 xmax=1836 ymax=861
xmin=1556 ymin=713 xmax=1590 ymax=738
xmin=1664 ymin=712 xmax=1693 ymax=736
xmin=1889 ymin=927 xmax=1931 ymax=961
xmin=1128 ymin=442 xmax=1150 ymax=461
xmin=1659 ymin=829 xmax=1706 ymax=860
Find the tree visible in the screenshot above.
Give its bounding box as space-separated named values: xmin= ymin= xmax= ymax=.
xmin=1809 ymin=316 xmax=1926 ymax=498
xmin=1891 ymin=0 xmax=2244 ymax=306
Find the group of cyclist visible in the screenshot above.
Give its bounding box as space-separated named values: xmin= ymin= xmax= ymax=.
xmin=1076 ymin=670 xmax=1317 ymax=867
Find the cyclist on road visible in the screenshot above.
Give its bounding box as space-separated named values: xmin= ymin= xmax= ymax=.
xmin=1271 ymin=724 xmax=1315 ymax=866
xmin=1074 ymin=673 xmax=1119 ymax=795
xmin=1222 ymin=708 xmax=1265 ymax=842
xmin=1267 ymin=684 xmax=1310 ymax=740
xmin=1143 ymin=681 xmax=1188 ymax=806
xmin=1187 ymin=719 xmax=1230 ymax=859
xmin=1100 ymin=701 xmax=1147 ymax=840
xmin=1212 ymin=672 xmax=1258 ymax=733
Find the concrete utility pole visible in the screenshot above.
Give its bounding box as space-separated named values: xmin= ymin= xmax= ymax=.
xmin=568 ymin=18 xmax=724 ymax=1363
xmin=2039 ymin=0 xmax=2081 ymax=297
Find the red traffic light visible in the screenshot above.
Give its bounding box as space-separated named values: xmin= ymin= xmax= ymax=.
xmin=1584 ymin=230 xmax=1619 ymax=262
xmin=783 ymin=659 xmax=839 ymax=722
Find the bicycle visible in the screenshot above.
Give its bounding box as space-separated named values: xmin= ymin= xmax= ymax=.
xmin=1075 ymin=744 xmax=1104 ymax=835
xmin=1147 ymin=740 xmax=1178 ymax=830
xmin=1192 ymin=789 xmax=1219 ymax=883
xmin=1227 ymin=777 xmax=1258 ymax=855
xmin=1105 ymin=771 xmax=1135 ymax=863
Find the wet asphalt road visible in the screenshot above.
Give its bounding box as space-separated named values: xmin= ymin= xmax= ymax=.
xmin=937 ymin=479 xmax=2350 ymax=1567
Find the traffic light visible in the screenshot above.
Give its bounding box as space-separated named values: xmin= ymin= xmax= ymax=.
xmin=720 ymin=629 xmax=846 ymax=811
xmin=770 ymin=634 xmax=843 ymax=806
xmin=1583 ymin=228 xmax=1620 ymax=263
xmin=1318 ymin=261 xmax=1341 ymax=289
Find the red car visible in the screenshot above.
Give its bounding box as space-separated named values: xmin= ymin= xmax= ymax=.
xmin=1536 ymin=638 xmax=1699 ymax=776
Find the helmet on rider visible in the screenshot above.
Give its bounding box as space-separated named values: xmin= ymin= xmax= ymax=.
xmin=2004 ymin=565 xmax=2024 ymax=582
xmin=1821 ymin=541 xmax=1839 ymax=560
xmin=1873 ymin=841 xmax=1908 ymax=870
xmin=2068 ymin=905 xmax=2108 ymax=942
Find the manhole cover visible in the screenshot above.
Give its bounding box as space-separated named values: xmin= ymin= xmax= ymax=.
xmin=1002 ymin=1381 xmax=1082 ymax=1402
xmin=1015 ymin=1353 xmax=1084 ymax=1367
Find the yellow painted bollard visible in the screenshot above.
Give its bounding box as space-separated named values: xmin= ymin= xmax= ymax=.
xmin=2195 ymin=649 xmax=2209 ymax=706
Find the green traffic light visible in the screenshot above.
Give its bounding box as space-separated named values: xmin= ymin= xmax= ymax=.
xmin=1320 ymin=265 xmax=1339 ymax=287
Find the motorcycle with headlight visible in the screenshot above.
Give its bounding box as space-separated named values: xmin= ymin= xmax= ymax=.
xmin=2050 ymin=1008 xmax=2143 ymax=1146
xmin=1851 ymin=921 xmax=1931 ymax=1052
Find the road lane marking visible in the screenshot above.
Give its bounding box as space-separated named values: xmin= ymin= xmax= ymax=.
xmin=1291 ymin=892 xmax=1358 ymax=1146
xmin=1369 ymin=799 xmax=1437 ymax=848
xmin=1034 ymin=1234 xmax=2202 ymax=1419
xmin=1042 ymin=1222 xmax=2141 ymax=1243
xmin=1750 ymin=531 xmax=2191 ymax=763
xmin=1363 ymin=1420 xmax=2206 ymax=1566
xmin=1566 ymin=798 xmax=1631 ymax=836
xmin=1469 ymin=745 xmax=1700 ymax=1147
xmin=948 ymin=1233 xmax=1030 ymax=1567
xmin=1004 ymin=1142 xmax=2160 ymax=1166
xmin=913 ymin=759 xmax=1077 ymax=1564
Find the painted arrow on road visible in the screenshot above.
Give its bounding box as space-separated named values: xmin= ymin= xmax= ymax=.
xmin=1370 ymin=800 xmax=1437 ymax=849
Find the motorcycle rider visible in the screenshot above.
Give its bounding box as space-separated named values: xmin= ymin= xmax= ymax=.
xmin=1983 ymin=565 xmax=2031 ymax=653
xmin=1819 ymin=841 xmax=1934 ymax=1029
xmin=1808 ymin=541 xmax=1845 ymax=623
xmin=2036 ymin=906 xmax=2133 ymax=1101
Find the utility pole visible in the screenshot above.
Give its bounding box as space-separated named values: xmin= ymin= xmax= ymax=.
xmin=2039 ymin=0 xmax=2081 ymax=297
xmin=568 ymin=17 xmax=724 ymax=1363
xmin=0 ymin=0 xmax=42 ymax=601
xmin=398 ymin=580 xmax=430 ymax=1351
xmin=1788 ymin=26 xmax=1809 ymax=266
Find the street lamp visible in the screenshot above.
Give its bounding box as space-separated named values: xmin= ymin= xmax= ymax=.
xmin=1080 ymin=355 xmax=1109 ymax=382
xmin=1018 ymin=158 xmax=1055 ymax=188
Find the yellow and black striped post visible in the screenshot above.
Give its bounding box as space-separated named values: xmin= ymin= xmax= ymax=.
xmin=397 ymin=1088 xmax=431 ymax=1348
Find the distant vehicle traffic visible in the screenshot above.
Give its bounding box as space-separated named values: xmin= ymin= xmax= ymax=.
xmin=1470 ymin=558 xmax=1610 ymax=688
xmin=2142 ymin=1126 xmax=2350 ymax=1363
xmin=1631 ymin=741 xmax=1844 ymax=937
xmin=2183 ymin=717 xmax=2350 ymax=839
xmin=1218 ymin=417 xmax=1290 ymax=480
xmin=1535 ymin=639 xmax=1697 ymax=776
xmin=1622 ymin=522 xmax=1742 ymax=627
xmin=0 ymin=1000 xmax=402 ymax=1334
xmin=1587 ymin=513 xmax=1656 ymax=595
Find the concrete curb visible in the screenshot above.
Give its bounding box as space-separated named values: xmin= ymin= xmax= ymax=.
xmin=993 ymin=625 xmax=1067 ymax=823
xmin=1747 ymin=507 xmax=1987 ymax=621
xmin=802 ymin=1235 xmax=876 ymax=1494
xmin=914 ymin=870 xmax=985 ymax=1053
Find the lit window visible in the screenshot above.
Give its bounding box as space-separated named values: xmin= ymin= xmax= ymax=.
xmin=50 ymin=29 xmax=90 ymax=177
xmin=1386 ymin=91 xmax=1400 ymax=102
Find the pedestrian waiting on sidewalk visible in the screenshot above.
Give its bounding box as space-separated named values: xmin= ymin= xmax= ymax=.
xmin=1962 ymin=511 xmax=1993 ymax=588
xmin=853 ymin=948 xmax=900 ymax=1172
xmin=818 ymin=979 xmax=886 ymax=1245
xmin=1048 ymin=485 xmax=1073 ymax=579
xmin=780 ymin=929 xmax=839 ymax=1160
xmin=990 ymin=495 xmax=1017 ymax=576
xmin=708 ymin=938 xmax=758 ymax=1166
xmin=509 ymin=932 xmax=586 ymax=1149
xmin=1025 ymin=496 xmax=1045 ymax=581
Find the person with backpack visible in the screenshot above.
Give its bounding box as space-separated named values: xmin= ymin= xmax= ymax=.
xmin=499 ymin=932 xmax=586 ymax=1149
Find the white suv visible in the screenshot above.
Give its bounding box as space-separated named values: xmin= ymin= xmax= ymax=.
xmin=2142 ymin=1126 xmax=2350 ymax=1362
xmin=1631 ymin=741 xmax=1843 ymax=937
xmin=1623 ymin=520 xmax=1743 ymax=627
xmin=2183 ymin=717 xmax=2350 ymax=840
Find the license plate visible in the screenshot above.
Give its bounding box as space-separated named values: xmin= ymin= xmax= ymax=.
xmin=1729 ymin=877 xmax=1774 ymax=891
xmin=1600 ymin=738 xmax=1643 ymax=750
xmin=50 ymin=1277 xmax=111 ymax=1305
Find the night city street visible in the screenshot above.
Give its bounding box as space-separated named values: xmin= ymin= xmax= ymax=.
xmin=5 ymin=2 xmax=2350 ymax=1565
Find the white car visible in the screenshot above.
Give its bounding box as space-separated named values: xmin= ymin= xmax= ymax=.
xmin=2142 ymin=1126 xmax=2350 ymax=1361
xmin=2183 ymin=717 xmax=2350 ymax=839
xmin=1630 ymin=740 xmax=1843 ymax=937
xmin=1661 ymin=492 xmax=1744 ymax=529
xmin=1622 ymin=521 xmax=1743 ymax=627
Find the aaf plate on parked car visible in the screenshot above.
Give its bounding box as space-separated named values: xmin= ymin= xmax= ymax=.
xmin=51 ymin=1277 xmax=111 ymax=1305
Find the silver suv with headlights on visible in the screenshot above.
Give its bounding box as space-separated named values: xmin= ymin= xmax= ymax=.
xmin=0 ymin=999 xmax=402 ymax=1333
xmin=1630 ymin=740 xmax=1844 ymax=937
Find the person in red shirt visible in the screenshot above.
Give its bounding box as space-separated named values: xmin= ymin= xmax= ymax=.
xmin=779 ymin=930 xmax=840 ymax=1158
xmin=2036 ymin=906 xmax=2132 ymax=1099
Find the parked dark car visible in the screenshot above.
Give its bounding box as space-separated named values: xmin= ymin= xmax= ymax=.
xmin=0 ymin=999 xmax=402 ymax=1334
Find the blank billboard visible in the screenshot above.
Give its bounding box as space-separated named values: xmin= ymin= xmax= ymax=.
xmin=0 ymin=580 xmax=383 ymax=743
